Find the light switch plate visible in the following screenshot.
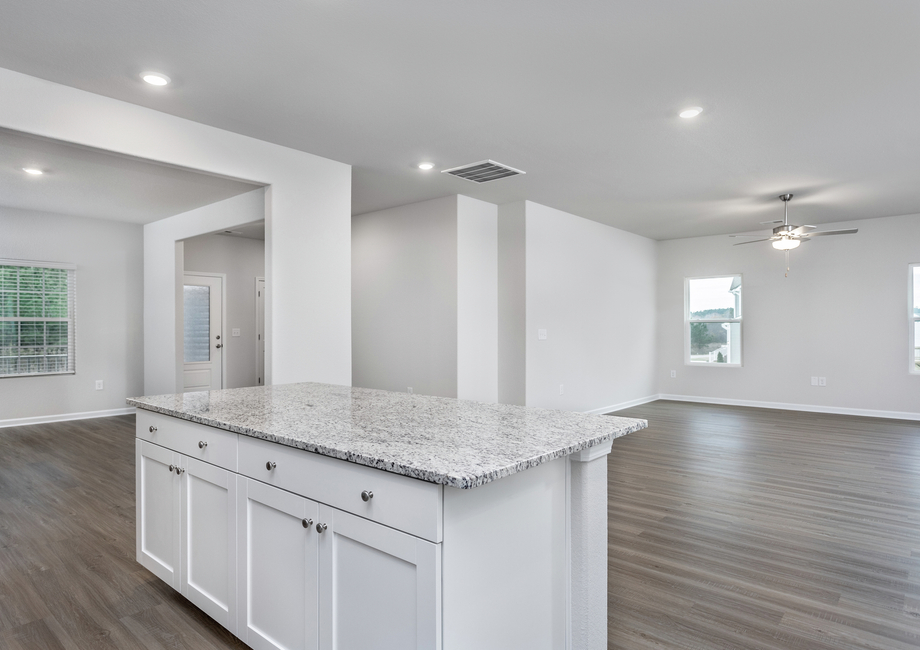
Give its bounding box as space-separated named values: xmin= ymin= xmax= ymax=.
xmin=818 ymin=377 xmax=827 ymax=386
xmin=232 ymin=328 xmax=241 ymax=337
xmin=95 ymin=380 xmax=104 ymax=390
xmin=811 ymin=377 xmax=818 ymax=386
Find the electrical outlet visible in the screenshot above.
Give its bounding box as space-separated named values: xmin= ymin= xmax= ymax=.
xmin=670 ymin=370 xmax=676 ymax=378
xmin=407 ymin=387 xmax=413 ymax=394
xmin=811 ymin=377 xmax=818 ymax=386
xmin=95 ymin=380 xmax=104 ymax=390
xmin=559 ymin=384 xmax=564 ymax=395
xmin=538 ymin=329 xmax=547 ymax=340
xmin=818 ymin=377 xmax=827 ymax=387
xmin=232 ymin=328 xmax=241 ymax=337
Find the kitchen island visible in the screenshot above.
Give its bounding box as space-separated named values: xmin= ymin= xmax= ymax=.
xmin=128 ymin=383 xmax=646 ymax=650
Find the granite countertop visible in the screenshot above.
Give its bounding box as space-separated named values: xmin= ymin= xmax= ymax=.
xmin=127 ymin=383 xmax=647 ymax=489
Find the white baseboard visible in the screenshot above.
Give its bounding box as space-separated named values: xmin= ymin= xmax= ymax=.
xmin=657 ymin=394 xmax=920 ymax=422
xmin=0 ymin=406 xmax=137 ymax=429
xmin=584 ymin=394 xmax=660 ymax=415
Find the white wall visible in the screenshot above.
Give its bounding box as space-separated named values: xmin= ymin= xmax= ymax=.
xmin=352 ymin=196 xmax=459 ymax=397
xmin=456 ymin=196 xmax=498 ymax=403
xmin=0 ymin=68 xmax=352 ymax=397
xmin=183 ymin=231 xmax=265 ymax=389
xmin=497 ymin=202 xmax=527 ymax=406
xmin=0 ymin=207 xmax=143 ymax=423
xmin=657 ymin=212 xmax=920 ymax=418
xmin=523 ymin=201 xmax=658 ymax=412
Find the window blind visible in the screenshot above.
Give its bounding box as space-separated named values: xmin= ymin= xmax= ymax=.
xmin=0 ymin=259 xmax=76 ymax=377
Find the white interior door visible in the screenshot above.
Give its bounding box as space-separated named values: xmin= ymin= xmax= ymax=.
xmin=256 ymin=277 xmax=265 ymax=386
xmin=183 ymin=274 xmax=223 ymax=392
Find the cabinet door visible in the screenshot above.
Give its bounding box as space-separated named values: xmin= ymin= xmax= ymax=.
xmin=238 ymin=477 xmax=320 ymax=650
xmin=136 ymin=439 xmax=181 ymax=588
xmin=180 ymin=457 xmax=237 ymax=632
xmin=317 ymin=505 xmax=441 ymax=650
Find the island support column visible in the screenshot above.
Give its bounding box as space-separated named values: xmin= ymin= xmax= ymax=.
xmin=569 ymin=438 xmax=613 ymax=650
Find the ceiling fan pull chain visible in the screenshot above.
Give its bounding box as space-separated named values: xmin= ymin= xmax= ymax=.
xmin=785 ymin=249 xmax=790 ymax=277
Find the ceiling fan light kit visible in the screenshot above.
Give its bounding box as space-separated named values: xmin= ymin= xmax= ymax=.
xmin=730 ymin=193 xmax=858 ymax=275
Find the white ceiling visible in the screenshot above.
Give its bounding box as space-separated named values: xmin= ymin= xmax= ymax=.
xmin=0 ymin=129 xmax=261 ymax=223
xmin=215 ymin=221 xmax=265 ymax=241
xmin=1 ymin=1 xmax=920 ymax=239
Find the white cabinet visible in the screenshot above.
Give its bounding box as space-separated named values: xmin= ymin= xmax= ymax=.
xmin=317 ymin=505 xmax=440 ymax=650
xmin=135 ymin=438 xmax=237 ymax=632
xmin=236 ymin=480 xmax=440 ymax=650
xmin=181 ymin=457 xmax=237 ymax=631
xmin=136 ymin=439 xmax=181 ymax=588
xmin=237 ymin=477 xmax=320 ymax=650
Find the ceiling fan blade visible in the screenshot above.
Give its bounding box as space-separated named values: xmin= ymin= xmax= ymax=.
xmin=801 ymin=229 xmax=858 ymax=237
xmin=759 ymin=220 xmax=784 ymax=225
xmin=728 ymin=233 xmax=769 ymax=238
xmin=790 ymin=224 xmax=816 ymax=235
xmin=732 ymin=238 xmax=773 ymax=246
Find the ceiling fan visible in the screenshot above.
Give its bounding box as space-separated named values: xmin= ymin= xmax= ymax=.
xmin=729 ymin=194 xmax=858 ymax=275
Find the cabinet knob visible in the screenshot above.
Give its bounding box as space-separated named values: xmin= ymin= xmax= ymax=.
xmin=198 ymin=440 xmax=208 ymax=449
xmin=266 ymin=461 xmax=276 ymax=471
xmin=316 ymin=522 xmax=328 ymax=534
xmin=168 ymin=464 xmax=175 ymax=472
xmin=361 ymin=490 xmax=374 ymax=502
xmin=302 ymin=518 xmax=313 ymax=529
xmin=149 ymin=425 xmax=157 ymax=433
xmin=216 ymin=343 xmax=223 ymax=349
xmin=175 ymin=466 xmax=185 ymax=475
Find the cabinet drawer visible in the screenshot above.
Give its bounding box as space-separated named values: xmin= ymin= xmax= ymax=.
xmin=238 ymin=435 xmax=442 ymax=543
xmin=137 ymin=410 xmax=238 ymax=472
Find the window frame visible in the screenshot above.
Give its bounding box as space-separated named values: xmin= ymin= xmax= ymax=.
xmin=0 ymin=258 xmax=77 ymax=378
xmin=910 ymin=263 xmax=919 ymax=375
xmin=684 ymin=274 xmax=743 ymax=368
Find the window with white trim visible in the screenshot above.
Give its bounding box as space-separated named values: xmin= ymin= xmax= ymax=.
xmin=911 ymin=264 xmax=919 ymax=373
xmin=0 ymin=260 xmax=76 ymax=377
xmin=686 ymin=275 xmax=742 ymax=365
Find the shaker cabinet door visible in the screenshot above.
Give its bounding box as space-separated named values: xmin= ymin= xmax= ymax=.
xmin=317 ymin=505 xmax=441 ymax=650
xmin=136 ymin=439 xmax=181 ymax=588
xmin=238 ymin=477 xmax=320 ymax=650
xmin=180 ymin=457 xmax=237 ymax=632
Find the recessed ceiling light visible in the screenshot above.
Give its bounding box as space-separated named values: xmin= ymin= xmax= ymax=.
xmin=418 ymin=162 xmax=435 ymax=170
xmin=141 ymin=72 xmax=171 ymax=86
xmin=22 ymin=167 xmax=43 ymax=175
xmin=679 ymin=107 xmax=703 ymax=119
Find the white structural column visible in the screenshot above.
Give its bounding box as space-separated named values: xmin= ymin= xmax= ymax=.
xmin=568 ymin=439 xmax=613 ymax=650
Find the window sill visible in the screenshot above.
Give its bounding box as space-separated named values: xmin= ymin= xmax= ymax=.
xmin=685 ymin=362 xmax=743 ymax=368
xmin=0 ymin=371 xmax=76 ymax=379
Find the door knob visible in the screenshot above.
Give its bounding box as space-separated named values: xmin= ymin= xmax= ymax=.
xmin=216 ymin=343 xmax=223 ymax=349
xmin=316 ymin=522 xmax=328 ymax=533
xmin=216 ymin=335 xmax=221 ymax=340
xmin=361 ymin=490 xmax=374 ymax=502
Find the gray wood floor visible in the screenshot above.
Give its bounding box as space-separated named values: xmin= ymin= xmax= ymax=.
xmin=609 ymin=400 xmax=920 ymax=649
xmin=0 ymin=402 xmax=918 ymax=648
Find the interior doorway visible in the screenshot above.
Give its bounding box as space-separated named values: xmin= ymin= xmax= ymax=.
xmin=256 ymin=277 xmax=265 ymax=386
xmin=183 ymin=273 xmax=224 ymax=391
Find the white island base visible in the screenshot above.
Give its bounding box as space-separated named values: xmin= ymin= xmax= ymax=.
xmin=135 ymin=410 xmax=616 ymax=650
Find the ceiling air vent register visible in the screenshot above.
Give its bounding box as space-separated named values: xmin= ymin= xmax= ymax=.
xmin=441 ymin=160 xmax=525 ymax=183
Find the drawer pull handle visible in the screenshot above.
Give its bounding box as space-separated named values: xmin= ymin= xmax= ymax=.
xmin=302 ymin=518 xmax=313 ymax=529
xmin=266 ymin=461 xmax=277 ymax=471
xmin=168 ymin=464 xmax=175 ymax=472
xmin=149 ymin=425 xmax=157 ymax=433
xmin=361 ymin=490 xmax=374 ymax=502
xmin=316 ymin=522 xmax=328 ymax=534
xmin=198 ymin=441 xmax=208 ymax=449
